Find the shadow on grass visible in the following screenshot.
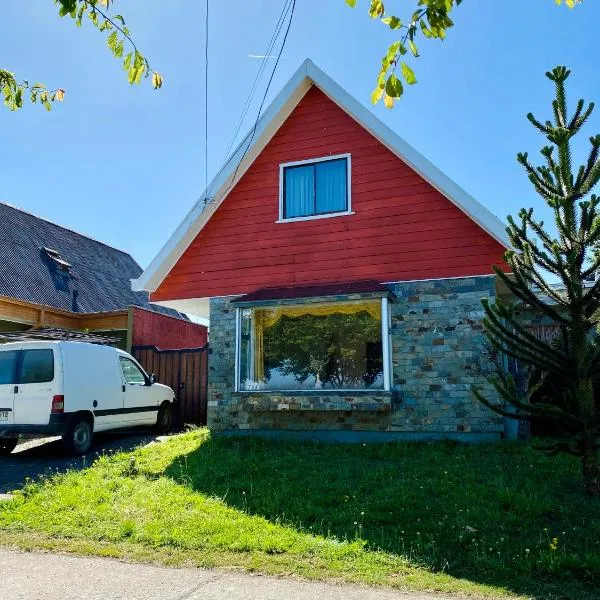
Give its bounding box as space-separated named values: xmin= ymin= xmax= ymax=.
xmin=164 ymin=433 xmax=600 ymax=600
xmin=0 ymin=431 xmax=159 ymax=494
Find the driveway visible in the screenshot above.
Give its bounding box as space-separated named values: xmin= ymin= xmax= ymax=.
xmin=1 ymin=548 xmax=453 ymax=600
xmin=0 ymin=432 xmax=158 ymax=494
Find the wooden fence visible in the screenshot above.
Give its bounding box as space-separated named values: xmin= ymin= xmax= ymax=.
xmin=131 ymin=345 xmax=208 ymax=426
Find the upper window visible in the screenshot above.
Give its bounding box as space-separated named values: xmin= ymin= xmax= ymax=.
xmin=280 ymin=155 xmax=351 ymax=221
xmin=119 ymin=357 xmax=146 ymax=385
xmin=237 ymin=300 xmax=385 ymax=392
xmin=19 ymin=350 xmax=54 ymax=384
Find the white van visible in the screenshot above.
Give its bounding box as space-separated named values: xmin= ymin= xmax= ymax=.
xmin=0 ymin=341 xmax=175 ymax=456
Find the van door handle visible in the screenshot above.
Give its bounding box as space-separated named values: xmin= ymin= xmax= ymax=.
xmin=122 ymin=385 xmax=126 ymax=392
xmin=13 ymin=385 xmax=18 ymax=394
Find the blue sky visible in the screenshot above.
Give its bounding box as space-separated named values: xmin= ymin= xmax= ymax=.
xmin=1 ymin=0 xmax=598 ymax=268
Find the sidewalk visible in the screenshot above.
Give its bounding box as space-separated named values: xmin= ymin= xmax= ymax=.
xmin=2 ymin=548 xmax=455 ymax=600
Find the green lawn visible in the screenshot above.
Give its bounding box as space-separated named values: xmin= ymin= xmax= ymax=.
xmin=1 ymin=430 xmax=599 ymax=599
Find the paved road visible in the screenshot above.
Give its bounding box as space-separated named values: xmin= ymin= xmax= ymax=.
xmin=0 ymin=432 xmax=158 ymax=494
xmin=1 ymin=549 xmax=453 ymax=600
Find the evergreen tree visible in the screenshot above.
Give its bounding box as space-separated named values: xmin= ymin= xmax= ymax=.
xmin=474 ymin=67 xmax=600 ymax=496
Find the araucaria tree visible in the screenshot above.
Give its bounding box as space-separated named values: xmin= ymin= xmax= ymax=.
xmin=474 ymin=67 xmax=600 ymax=496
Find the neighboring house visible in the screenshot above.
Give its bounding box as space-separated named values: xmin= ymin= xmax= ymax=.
xmin=133 ymin=60 xmax=511 ymax=441
xmin=0 ymin=202 xmax=207 ymax=351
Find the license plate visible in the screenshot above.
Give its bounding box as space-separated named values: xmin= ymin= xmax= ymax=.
xmin=0 ymin=410 xmax=9 ymax=422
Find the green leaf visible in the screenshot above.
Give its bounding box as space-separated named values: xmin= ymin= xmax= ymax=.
xmin=408 ymin=39 xmax=419 ymax=57
xmin=369 ymin=0 xmax=384 ymax=18
xmin=345 ymin=0 xmax=357 ymax=6
xmin=107 ymin=31 xmax=119 ymax=54
xmin=382 ymin=16 xmax=402 ymax=29
xmin=371 ymin=86 xmax=384 ymax=104
xmin=152 ymin=72 xmax=163 ymax=89
xmin=385 ymin=73 xmax=404 ymax=98
xmin=401 ymin=62 xmax=417 ymax=85
xmin=386 ymin=41 xmax=401 ymax=62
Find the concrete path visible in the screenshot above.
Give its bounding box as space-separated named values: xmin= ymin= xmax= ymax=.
xmin=2 ymin=548 xmax=453 ymax=600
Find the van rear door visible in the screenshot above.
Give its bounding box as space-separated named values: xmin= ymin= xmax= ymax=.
xmin=14 ymin=347 xmax=57 ymax=425
xmin=0 ymin=347 xmax=20 ymax=427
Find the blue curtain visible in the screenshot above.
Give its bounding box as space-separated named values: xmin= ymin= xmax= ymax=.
xmin=316 ymin=159 xmax=347 ymax=214
xmin=284 ymin=165 xmax=315 ymax=218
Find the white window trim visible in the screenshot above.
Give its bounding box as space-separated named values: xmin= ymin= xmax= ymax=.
xmin=234 ymin=307 xmax=241 ymax=392
xmin=382 ymin=297 xmax=392 ymax=392
xmin=234 ymin=297 xmax=392 ymax=394
xmin=277 ymin=153 xmax=353 ymax=223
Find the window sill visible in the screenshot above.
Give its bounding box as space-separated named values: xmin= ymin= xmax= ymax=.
xmin=233 ymin=390 xmax=392 ymax=413
xmin=276 ymin=211 xmax=355 ymax=224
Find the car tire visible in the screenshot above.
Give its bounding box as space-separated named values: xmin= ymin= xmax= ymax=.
xmin=63 ymin=416 xmax=93 ymax=456
xmin=0 ymin=437 xmax=18 ymax=456
xmin=154 ymin=402 xmax=173 ymax=434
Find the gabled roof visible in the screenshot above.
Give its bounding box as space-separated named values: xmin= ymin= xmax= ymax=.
xmin=132 ymin=59 xmax=510 ymax=294
xmin=0 ymin=201 xmax=187 ymax=319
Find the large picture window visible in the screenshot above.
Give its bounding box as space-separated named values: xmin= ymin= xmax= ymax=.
xmin=237 ymin=300 xmax=387 ymax=391
xmin=279 ymin=155 xmax=351 ymax=221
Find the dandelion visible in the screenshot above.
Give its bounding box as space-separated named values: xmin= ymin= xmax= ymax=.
xmin=549 ymin=537 xmax=559 ymax=552
xmin=525 ymin=548 xmax=530 ymax=554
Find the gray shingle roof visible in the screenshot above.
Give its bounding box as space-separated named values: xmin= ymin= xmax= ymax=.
xmin=0 ymin=202 xmax=186 ymax=320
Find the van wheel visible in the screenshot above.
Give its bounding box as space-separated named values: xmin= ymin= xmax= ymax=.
xmin=0 ymin=437 xmax=18 ymax=456
xmin=155 ymin=403 xmax=173 ymax=434
xmin=63 ymin=417 xmax=93 ymax=456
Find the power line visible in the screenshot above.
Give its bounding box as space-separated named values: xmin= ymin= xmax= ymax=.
xmin=217 ymin=0 xmax=296 ymax=205
xmin=204 ymin=0 xmax=209 ymax=195
xmin=222 ymin=0 xmax=293 ymax=163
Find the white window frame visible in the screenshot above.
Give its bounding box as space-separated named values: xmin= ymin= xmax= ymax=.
xmin=234 ymin=297 xmax=392 ymax=393
xmin=277 ymin=153 xmax=353 ymax=223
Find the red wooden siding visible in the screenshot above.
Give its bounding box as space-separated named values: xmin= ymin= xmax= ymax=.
xmin=131 ymin=307 xmax=207 ymax=350
xmin=152 ymin=87 xmax=508 ymax=302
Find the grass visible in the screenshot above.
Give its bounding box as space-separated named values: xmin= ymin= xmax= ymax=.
xmin=1 ymin=430 xmax=599 ymax=599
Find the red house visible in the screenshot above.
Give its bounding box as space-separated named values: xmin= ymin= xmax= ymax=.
xmin=134 ymin=60 xmax=510 ymax=440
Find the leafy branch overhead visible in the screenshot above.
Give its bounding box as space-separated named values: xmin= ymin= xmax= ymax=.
xmin=346 ymin=0 xmax=583 ymax=108
xmin=1 ymin=0 xmax=162 ymax=111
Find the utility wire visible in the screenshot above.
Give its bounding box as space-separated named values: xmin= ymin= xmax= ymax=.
xmin=217 ymin=0 xmax=296 ymax=204
xmin=222 ymin=0 xmax=293 ymax=162
xmin=204 ymin=0 xmax=209 ymax=196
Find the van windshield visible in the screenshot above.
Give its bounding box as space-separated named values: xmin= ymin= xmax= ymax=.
xmin=0 ymin=351 xmax=19 ymax=385
xmin=19 ymin=350 xmax=54 ymax=384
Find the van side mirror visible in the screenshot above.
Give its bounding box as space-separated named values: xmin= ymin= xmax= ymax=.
xmin=149 ymin=373 xmax=156 ymax=385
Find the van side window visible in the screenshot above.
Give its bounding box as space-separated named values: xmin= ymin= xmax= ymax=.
xmin=119 ymin=357 xmax=146 ymax=385
xmin=19 ymin=350 xmax=54 ymax=384
xmin=0 ymin=351 xmax=19 ymax=385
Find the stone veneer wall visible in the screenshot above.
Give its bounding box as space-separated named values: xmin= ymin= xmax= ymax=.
xmin=207 ymin=276 xmax=503 ymax=437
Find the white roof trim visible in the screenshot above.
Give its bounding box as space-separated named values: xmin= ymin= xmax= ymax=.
xmin=132 ymin=59 xmax=509 ymax=293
